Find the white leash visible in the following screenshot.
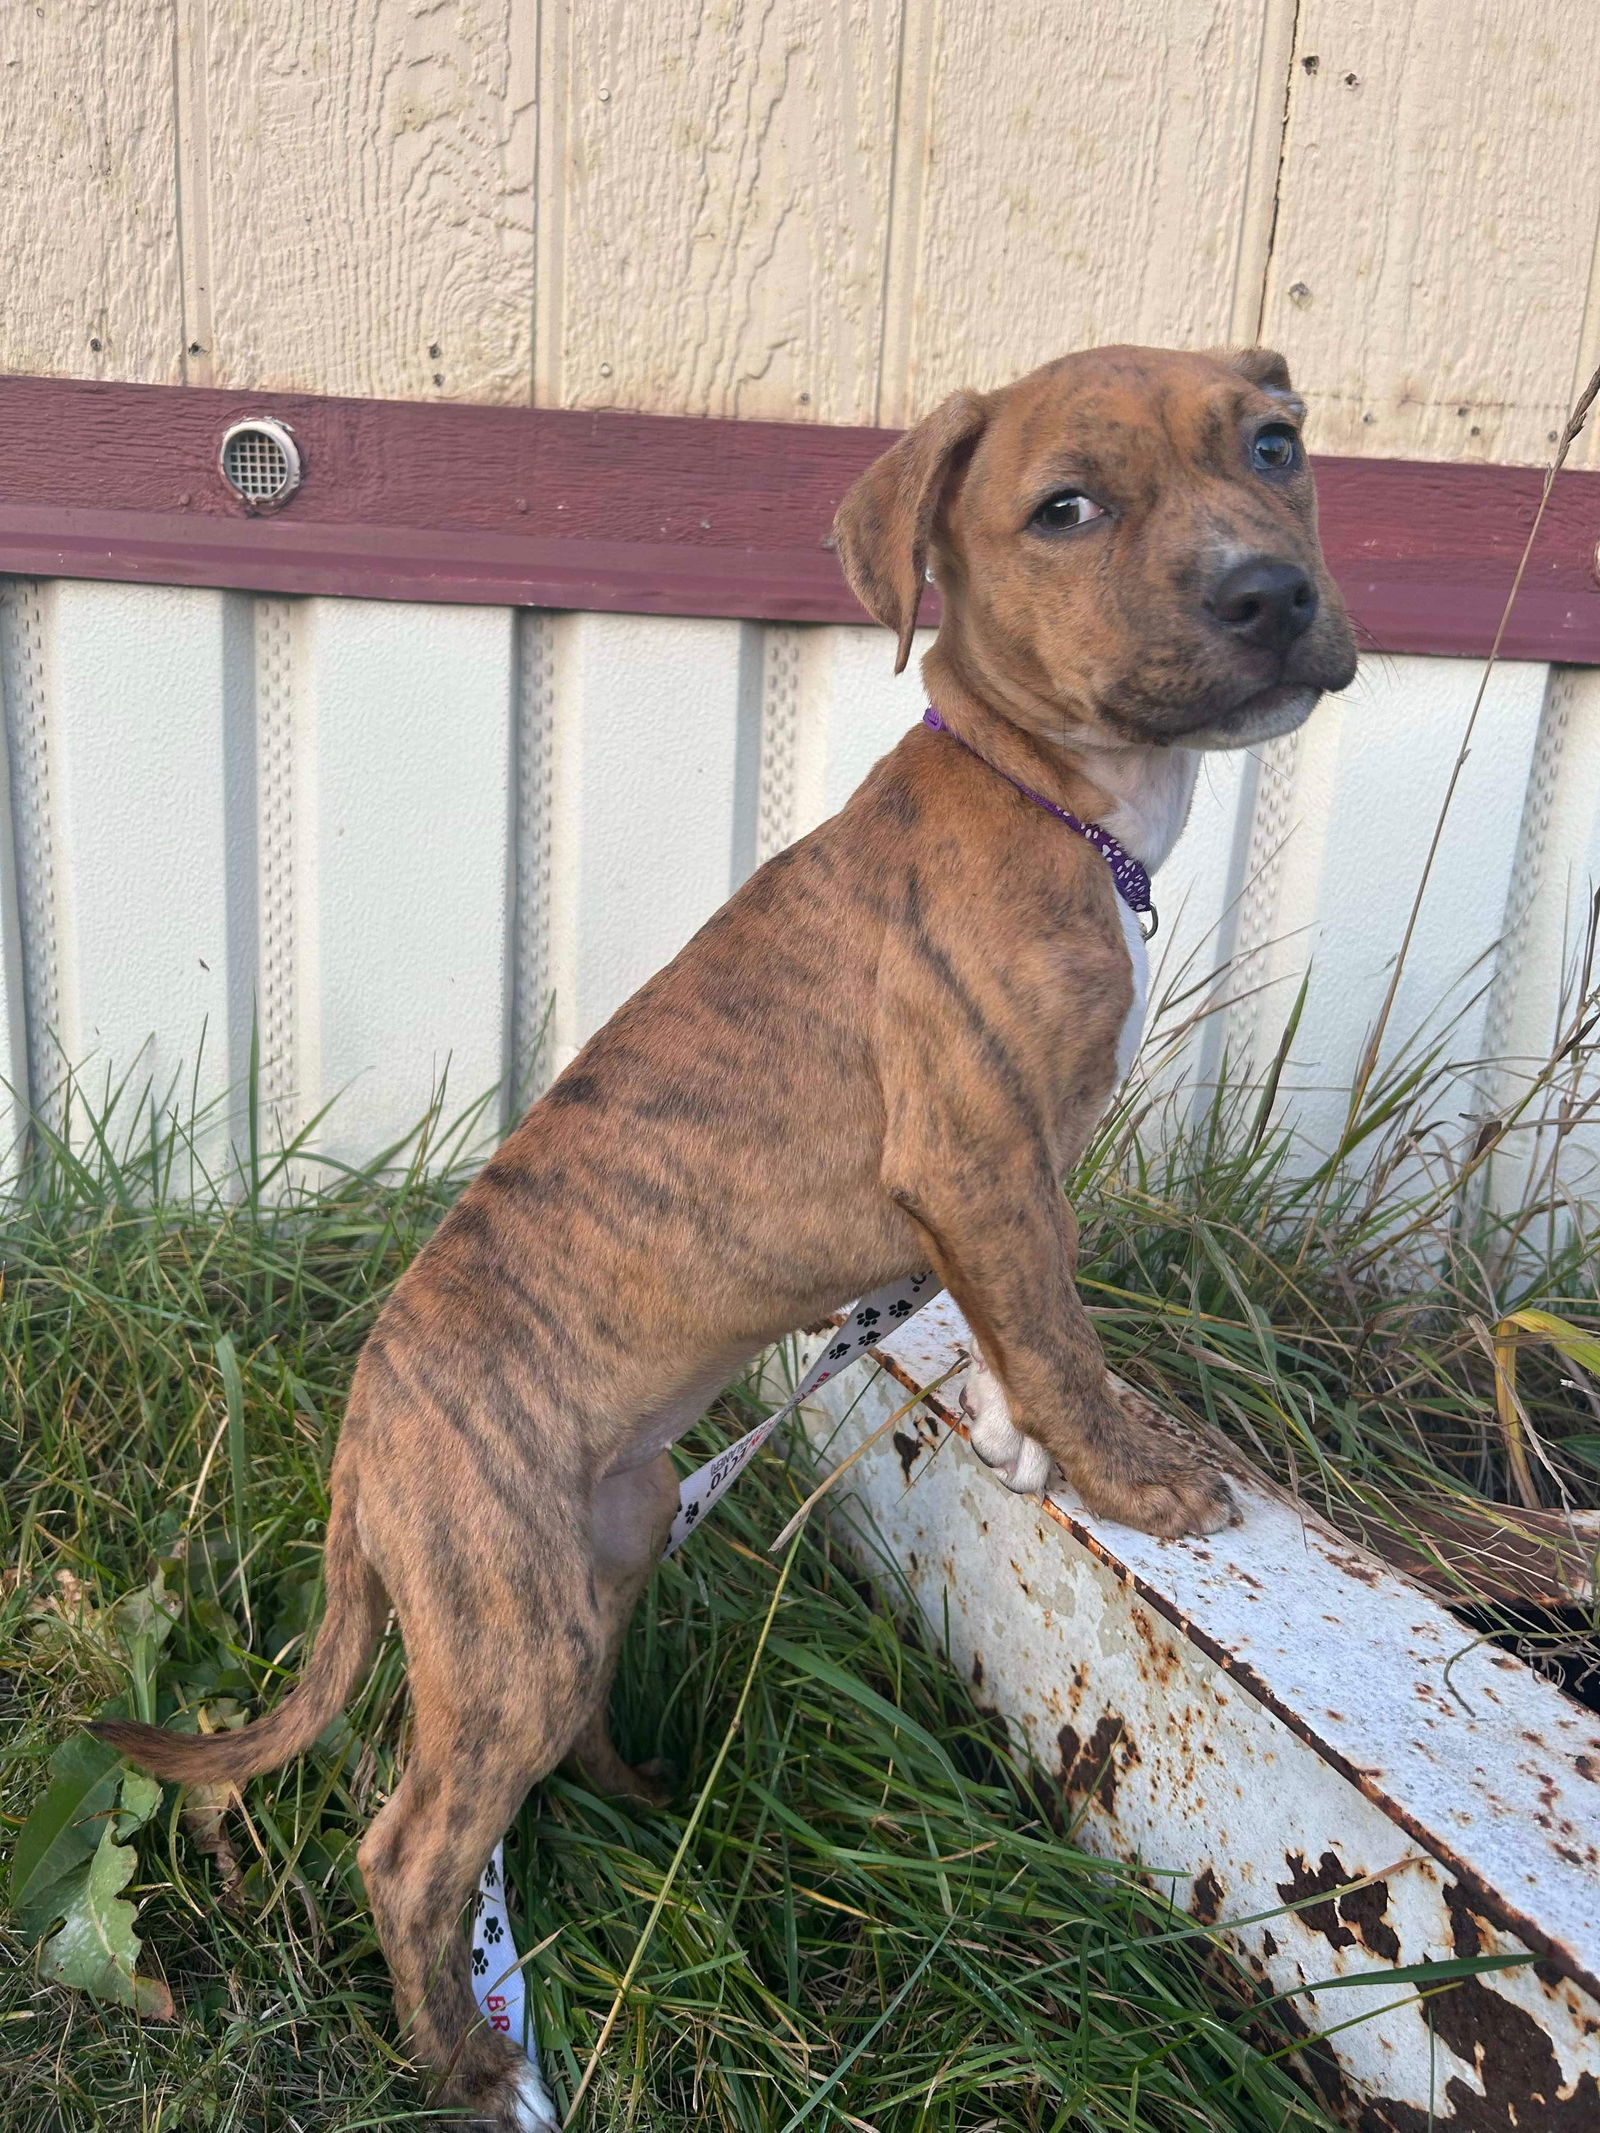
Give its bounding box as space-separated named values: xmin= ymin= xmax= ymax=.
xmin=467 ymin=1266 xmax=946 ymax=2075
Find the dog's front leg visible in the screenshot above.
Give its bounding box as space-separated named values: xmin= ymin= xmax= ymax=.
xmin=885 ymin=1144 xmax=1231 ymax=1537
xmin=875 ymin=926 xmax=1232 ymax=1537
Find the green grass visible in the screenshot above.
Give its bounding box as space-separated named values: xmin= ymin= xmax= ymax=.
xmin=1078 ymin=937 xmax=1600 ymax=1535
xmin=2 ymin=1080 xmax=1343 ymax=2133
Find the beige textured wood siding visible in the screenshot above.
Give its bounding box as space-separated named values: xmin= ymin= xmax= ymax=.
xmin=5 ymin=1 xmax=1597 ymax=463
xmin=2 ymin=4 xmax=1598 ymax=1195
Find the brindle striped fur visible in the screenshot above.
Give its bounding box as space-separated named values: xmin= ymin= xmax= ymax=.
xmin=97 ymin=346 xmax=1357 ymax=2128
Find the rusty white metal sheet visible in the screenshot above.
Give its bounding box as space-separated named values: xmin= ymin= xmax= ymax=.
xmin=793 ymin=1293 xmax=1600 ymax=2131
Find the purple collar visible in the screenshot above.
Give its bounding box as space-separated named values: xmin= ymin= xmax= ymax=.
xmin=921 ymin=707 xmax=1158 ymax=937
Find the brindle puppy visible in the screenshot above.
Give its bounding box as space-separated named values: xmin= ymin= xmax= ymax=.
xmin=99 ymin=345 xmax=1357 ymax=2128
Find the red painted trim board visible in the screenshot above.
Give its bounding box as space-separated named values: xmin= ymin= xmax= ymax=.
xmin=1 ymin=374 xmax=1597 ymax=660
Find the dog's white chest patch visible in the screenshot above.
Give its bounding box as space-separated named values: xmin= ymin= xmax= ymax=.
xmin=1113 ymin=896 xmax=1149 ymax=1086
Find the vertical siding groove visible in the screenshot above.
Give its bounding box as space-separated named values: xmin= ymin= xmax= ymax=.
xmin=173 ymin=0 xmax=215 ymax=386
xmin=0 ymin=581 xmax=64 ymax=1130
xmin=1235 ymin=0 xmax=1303 ymax=346
xmin=255 ymin=597 xmax=298 ymax=1130
xmin=756 ymin=626 xmax=805 ymax=865
xmin=1483 ymin=669 xmax=1571 ymax=1070
xmin=873 ymin=0 xmax=931 ymax=427
xmin=532 ymin=0 xmax=570 ymax=410
xmin=1219 ymin=728 xmax=1304 ymax=1068
xmin=510 ymin=609 xmax=557 ymax=1116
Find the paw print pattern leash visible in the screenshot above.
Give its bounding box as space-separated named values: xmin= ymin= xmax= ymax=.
xmin=469 ymin=1265 xmax=948 ymax=2072
xmin=663 ymin=1266 xmax=943 ymax=1554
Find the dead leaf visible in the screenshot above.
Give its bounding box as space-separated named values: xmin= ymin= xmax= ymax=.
xmin=181 ymin=1700 xmax=247 ymax=1905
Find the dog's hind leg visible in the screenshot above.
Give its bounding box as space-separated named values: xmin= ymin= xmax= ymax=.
xmin=357 ymin=1515 xmax=602 ymax=2130
xmin=362 ymin=1676 xmax=586 ymax=2126
xmin=564 ymin=1449 xmax=680 ymax=1805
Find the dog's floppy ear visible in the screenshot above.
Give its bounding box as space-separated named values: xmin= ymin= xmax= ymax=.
xmin=833 ymin=390 xmax=988 ymax=674
xmin=1215 ymin=346 xmax=1305 ymax=417
xmin=1219 ymin=346 xmax=1294 ymax=392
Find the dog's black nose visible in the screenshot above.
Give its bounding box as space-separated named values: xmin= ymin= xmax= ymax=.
xmin=1207 ymin=559 xmax=1318 ymax=652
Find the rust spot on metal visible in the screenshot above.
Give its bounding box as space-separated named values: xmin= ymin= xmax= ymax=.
xmin=1057 ymin=1713 xmax=1135 ymax=1813
xmin=1369 ymin=1964 xmax=1600 ymax=2131
xmin=1191 ymin=1866 xmax=1223 ymax=1924
xmin=1278 ymin=1850 xmax=1361 ymax=1950
xmin=1331 ymin=1553 xmax=1380 ymax=1585
xmin=1127 ymin=1603 xmax=1181 ymax=1687
xmin=971 ymin=1651 xmax=984 ymax=1689
xmin=1275 ymin=1850 xmax=1399 ymax=1961
xmin=893 ymin=1429 xmax=921 ymax=1482
xmin=1340 ymin=1877 xmax=1402 ymax=1963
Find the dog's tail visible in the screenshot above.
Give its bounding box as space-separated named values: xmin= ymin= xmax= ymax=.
xmin=92 ymin=1472 xmax=386 ymax=1790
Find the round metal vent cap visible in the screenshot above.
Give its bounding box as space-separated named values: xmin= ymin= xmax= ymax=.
xmin=219 ymin=418 xmax=302 ymax=508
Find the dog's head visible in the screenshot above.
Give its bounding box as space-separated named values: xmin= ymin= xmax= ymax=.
xmin=834 ymin=344 xmax=1358 ymax=749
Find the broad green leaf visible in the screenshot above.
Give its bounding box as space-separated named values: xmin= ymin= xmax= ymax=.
xmin=116 ymin=1770 xmax=163 ymax=1839
xmin=39 ymin=1818 xmax=174 ymax=2020
xmin=110 ymin=1569 xmax=180 ymax=1725
xmin=9 ymin=1733 xmax=121 ymax=1940
xmin=110 ymin=1568 xmax=180 ymax=1665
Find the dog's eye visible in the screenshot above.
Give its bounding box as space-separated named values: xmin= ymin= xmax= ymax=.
xmin=1252 ymin=425 xmax=1301 ymax=473
xmin=1030 ymin=491 xmax=1106 ymax=532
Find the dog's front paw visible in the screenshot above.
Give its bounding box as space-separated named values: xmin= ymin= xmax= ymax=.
xmin=1073 ymin=1385 xmax=1237 ymax=1539
xmin=1091 ymin=1460 xmax=1236 ymax=1538
xmin=960 ymin=1346 xmax=1055 ymax=1496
